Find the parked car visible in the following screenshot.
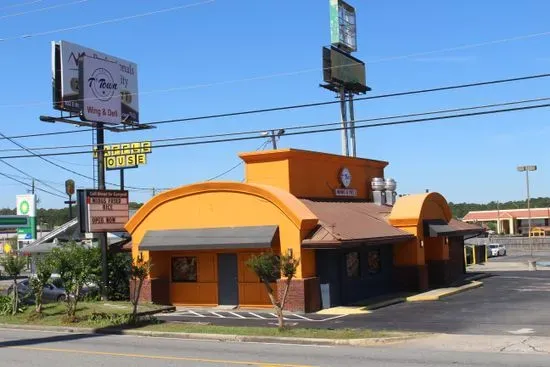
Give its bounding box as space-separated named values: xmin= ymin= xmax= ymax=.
xmin=488 ymin=243 xmax=507 ymax=257
xmin=7 ymin=279 xmax=67 ymax=303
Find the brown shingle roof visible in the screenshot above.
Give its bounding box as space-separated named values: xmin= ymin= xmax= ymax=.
xmin=300 ymin=199 xmax=414 ymax=246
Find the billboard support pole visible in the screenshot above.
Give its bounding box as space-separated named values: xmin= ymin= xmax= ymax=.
xmin=96 ymin=123 xmax=109 ymax=301
xmin=348 ymin=91 xmax=356 ymax=157
xmin=339 ymin=87 xmax=349 ymax=156
xmin=120 ymin=169 xmax=125 ymax=191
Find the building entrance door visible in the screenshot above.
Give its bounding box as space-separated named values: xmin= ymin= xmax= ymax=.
xmin=217 ymin=253 xmax=239 ymax=306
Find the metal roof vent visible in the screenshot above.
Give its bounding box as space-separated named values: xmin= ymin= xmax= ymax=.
xmin=385 ymin=178 xmax=397 ymax=206
xmin=371 ymin=177 xmax=386 ymax=205
xmin=384 ymin=178 xmax=396 ymax=191
xmin=371 ymin=177 xmax=385 ymax=191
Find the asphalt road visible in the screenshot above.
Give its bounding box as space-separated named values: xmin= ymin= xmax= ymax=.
xmin=158 ymin=270 xmax=550 ymax=336
xmin=1 ymin=328 xmax=549 ymax=366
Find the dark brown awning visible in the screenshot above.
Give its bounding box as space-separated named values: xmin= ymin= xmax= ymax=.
xmin=425 ymin=219 xmax=484 ymax=237
xmin=139 ymin=225 xmax=278 ymax=251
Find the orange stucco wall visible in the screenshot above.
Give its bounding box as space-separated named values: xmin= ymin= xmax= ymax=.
xmin=389 ymin=193 xmax=453 ymax=266
xmin=149 ymin=249 xmax=273 ymax=306
xmin=241 ymin=149 xmax=388 ymax=200
xmin=126 ymin=182 xmax=318 ymax=307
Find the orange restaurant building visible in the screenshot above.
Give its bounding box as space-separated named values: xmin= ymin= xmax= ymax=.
xmin=125 ymin=149 xmax=482 ymax=312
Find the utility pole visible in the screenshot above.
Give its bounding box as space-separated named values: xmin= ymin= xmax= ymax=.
xmin=348 ymin=91 xmax=356 ymax=157
xmin=269 ymin=130 xmax=277 ymax=150
xmin=339 ymin=87 xmax=349 ymax=156
xmin=96 ymin=123 xmax=109 ymax=300
xmin=31 ymin=179 xmax=35 ymax=194
xmin=152 ymin=187 xmax=156 ymax=197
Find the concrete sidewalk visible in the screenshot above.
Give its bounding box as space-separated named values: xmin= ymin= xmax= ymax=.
xmin=398 ymin=333 xmax=550 ymax=354
xmin=469 ymin=262 xmax=550 ymax=272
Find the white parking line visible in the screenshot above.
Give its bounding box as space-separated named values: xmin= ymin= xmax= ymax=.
xmin=210 ymin=312 xmax=225 ymax=318
xmin=228 ymin=312 xmax=246 ymax=319
xmin=187 ymin=310 xmax=206 ymax=317
xmin=291 ymin=313 xmax=314 ymax=321
xmin=248 ymin=312 xmax=266 ymax=319
xmin=269 ymin=312 xmax=290 ymax=320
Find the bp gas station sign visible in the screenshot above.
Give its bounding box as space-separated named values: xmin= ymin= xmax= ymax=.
xmin=16 ymin=194 xmax=36 ymax=241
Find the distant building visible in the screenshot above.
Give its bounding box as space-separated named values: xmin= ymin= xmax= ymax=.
xmin=463 ymin=208 xmax=550 ymax=235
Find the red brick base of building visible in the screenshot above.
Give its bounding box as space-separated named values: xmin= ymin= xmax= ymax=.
xmin=129 ymin=278 xmax=170 ymax=305
xmin=277 ymin=277 xmax=321 ymax=313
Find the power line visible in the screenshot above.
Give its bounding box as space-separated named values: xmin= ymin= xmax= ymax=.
xmin=2 ymin=72 xmax=550 ymax=142
xmin=0 ymin=130 xmax=152 ymax=191
xmin=0 ymin=0 xmax=214 ymax=42
xmin=1 ymin=100 xmax=549 ymax=159
xmin=0 ymin=0 xmax=42 ymax=12
xmin=0 ymin=0 xmax=88 ymax=20
xmin=0 ymin=158 xmax=66 ymax=195
xmin=206 ymin=141 xmax=269 ymax=181
xmin=2 ymin=96 xmax=549 ymax=153
xmin=0 ymin=170 xmax=65 ymax=198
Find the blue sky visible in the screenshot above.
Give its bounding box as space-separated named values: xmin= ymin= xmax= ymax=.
xmin=0 ymin=0 xmax=549 ymax=209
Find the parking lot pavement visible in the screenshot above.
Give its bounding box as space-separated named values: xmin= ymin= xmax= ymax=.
xmin=158 ymin=309 xmax=347 ymax=323
xmin=158 ymin=271 xmax=550 ymax=336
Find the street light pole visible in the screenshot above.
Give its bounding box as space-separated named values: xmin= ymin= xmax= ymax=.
xmin=517 ymin=165 xmax=537 ymax=259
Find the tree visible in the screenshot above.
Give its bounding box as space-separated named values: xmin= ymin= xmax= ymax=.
xmin=130 ymin=253 xmax=152 ymax=323
xmin=50 ymin=242 xmax=98 ymax=321
xmin=246 ymin=251 xmax=299 ymax=330
xmin=29 ymin=254 xmax=55 ymax=313
xmin=0 ymin=253 xmax=27 ymax=315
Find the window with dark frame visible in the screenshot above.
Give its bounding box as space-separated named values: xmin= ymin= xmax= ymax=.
xmin=346 ymin=251 xmax=360 ymax=278
xmin=171 ymin=256 xmax=197 ymax=282
xmin=367 ymin=249 xmax=381 ymax=274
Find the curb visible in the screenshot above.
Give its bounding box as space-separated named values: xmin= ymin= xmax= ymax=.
xmin=406 ymin=281 xmax=483 ymax=302
xmin=0 ymin=323 xmax=425 ymax=346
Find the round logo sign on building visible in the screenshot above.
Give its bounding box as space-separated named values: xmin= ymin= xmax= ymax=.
xmin=340 ymin=167 xmax=352 ymax=188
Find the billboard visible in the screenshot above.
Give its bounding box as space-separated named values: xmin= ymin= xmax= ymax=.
xmin=329 ymin=0 xmax=357 ymax=53
xmin=323 ymin=46 xmax=367 ymax=93
xmin=79 ymin=56 xmax=121 ymax=125
xmin=93 ymin=141 xmax=152 ymax=170
xmin=51 ymin=40 xmax=139 ymax=123
xmin=16 ymin=194 xmax=36 ymax=240
xmin=77 ymin=189 xmax=129 ymax=233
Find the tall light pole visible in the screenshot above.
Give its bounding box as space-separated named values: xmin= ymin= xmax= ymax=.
xmin=517 ymin=165 xmax=537 ymax=258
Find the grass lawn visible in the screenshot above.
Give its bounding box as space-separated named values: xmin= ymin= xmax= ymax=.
xmin=0 ymin=301 xmax=165 ymax=328
xmin=139 ymin=323 xmax=394 ymax=339
xmin=0 ymin=301 xmax=396 ymax=340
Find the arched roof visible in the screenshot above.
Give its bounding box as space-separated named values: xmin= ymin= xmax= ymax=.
xmin=388 ymin=192 xmax=452 ymax=227
xmin=125 ymin=181 xmax=319 ymax=235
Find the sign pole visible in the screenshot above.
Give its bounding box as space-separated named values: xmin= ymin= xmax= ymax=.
xmin=96 ymin=123 xmax=109 ymax=301
xmin=120 ymin=168 xmax=125 ymax=191
xmin=339 ymin=87 xmax=349 ymax=156
xmin=348 ymin=91 xmax=356 ymax=157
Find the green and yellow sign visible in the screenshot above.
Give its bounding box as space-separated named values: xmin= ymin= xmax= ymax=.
xmin=93 ymin=141 xmax=152 ymax=170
